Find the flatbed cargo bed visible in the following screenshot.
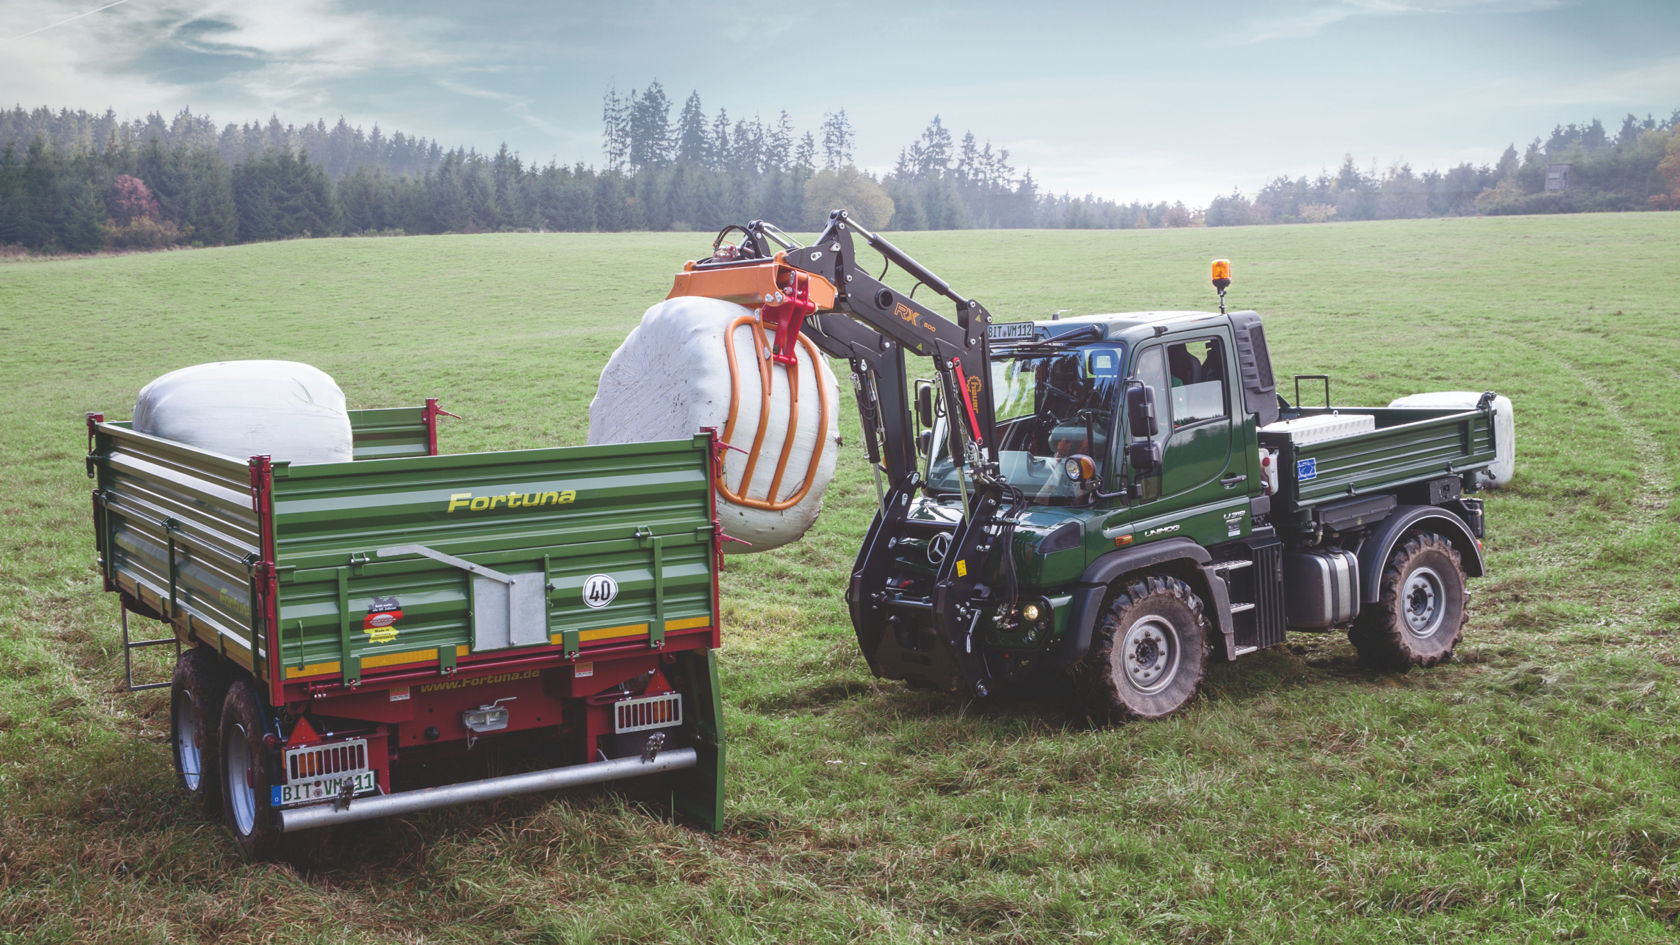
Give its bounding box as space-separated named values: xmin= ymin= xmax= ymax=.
xmin=1261 ymin=402 xmax=1498 ymax=527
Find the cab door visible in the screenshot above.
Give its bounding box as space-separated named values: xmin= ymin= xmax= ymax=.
xmin=1118 ymin=332 xmax=1250 ymax=546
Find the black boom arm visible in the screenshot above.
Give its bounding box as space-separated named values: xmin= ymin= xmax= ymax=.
xmin=762 ymin=210 xmax=1000 ymax=490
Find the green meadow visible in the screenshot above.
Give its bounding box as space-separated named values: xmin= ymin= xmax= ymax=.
xmin=2 ymin=213 xmax=1678 ymax=943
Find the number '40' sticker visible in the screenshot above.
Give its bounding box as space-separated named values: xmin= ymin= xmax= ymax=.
xmin=582 ymin=574 xmax=619 ymax=609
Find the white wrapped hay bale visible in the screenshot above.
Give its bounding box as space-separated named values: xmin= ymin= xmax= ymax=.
xmin=133 ymin=360 xmax=354 ymax=464
xmin=589 ymin=296 xmax=841 ymax=553
xmin=1389 ymin=391 xmax=1515 ymax=487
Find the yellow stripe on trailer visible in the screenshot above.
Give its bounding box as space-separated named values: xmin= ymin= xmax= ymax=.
xmin=575 ymin=623 xmax=650 ymax=643
xmin=285 ymin=645 xmax=470 ymax=679
xmin=553 ymin=617 xmax=709 ymax=648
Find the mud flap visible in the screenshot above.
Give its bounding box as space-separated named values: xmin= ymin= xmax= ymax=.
xmin=667 ymin=649 xmax=724 ymax=831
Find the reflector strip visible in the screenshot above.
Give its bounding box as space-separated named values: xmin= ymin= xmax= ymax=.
xmin=284 ymin=645 xmax=470 ymax=680
xmin=614 ymin=693 xmax=683 ymax=733
xmin=286 ymin=738 xmax=369 ymax=782
xmin=576 ymin=623 xmax=650 ymax=643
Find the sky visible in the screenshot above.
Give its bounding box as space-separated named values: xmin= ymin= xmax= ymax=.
xmin=3 ymin=0 xmax=1677 ymax=206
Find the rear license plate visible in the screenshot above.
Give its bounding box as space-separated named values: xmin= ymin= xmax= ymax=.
xmin=272 ymin=770 xmax=377 ymax=808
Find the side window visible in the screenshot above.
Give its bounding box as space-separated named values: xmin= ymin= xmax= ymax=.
xmin=1134 ymin=345 xmax=1170 ymax=450
xmin=1165 ymin=337 xmax=1227 ymax=428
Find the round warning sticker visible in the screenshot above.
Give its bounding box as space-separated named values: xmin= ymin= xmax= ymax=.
xmin=582 ymin=574 xmax=619 ymax=609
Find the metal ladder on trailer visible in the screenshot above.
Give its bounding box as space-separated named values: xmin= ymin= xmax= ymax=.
xmin=120 ymin=604 xmax=179 ymax=692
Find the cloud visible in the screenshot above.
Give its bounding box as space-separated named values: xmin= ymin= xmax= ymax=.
xmin=1236 ymin=0 xmax=1571 ymax=44
xmin=434 ymin=79 xmax=566 ymax=140
xmin=1499 ymin=56 xmax=1680 ymax=109
xmin=8 ymin=0 xmax=132 ymax=41
xmin=0 ymin=0 xmax=463 ymax=122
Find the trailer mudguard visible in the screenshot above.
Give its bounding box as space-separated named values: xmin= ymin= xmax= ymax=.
xmin=666 ymin=648 xmax=725 ymax=831
xmin=1355 ymin=504 xmax=1485 ymax=604
xmin=1055 ymin=538 xmax=1237 ymax=670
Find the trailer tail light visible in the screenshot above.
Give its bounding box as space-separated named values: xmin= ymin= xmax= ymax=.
xmin=462 ymin=700 xmax=513 ymax=734
xmin=614 ymin=693 xmax=683 ymax=734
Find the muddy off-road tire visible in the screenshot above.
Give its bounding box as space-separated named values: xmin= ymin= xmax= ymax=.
xmin=219 ymin=681 xmax=326 ymax=863
xmin=1077 ymin=576 xmax=1208 ymax=721
xmin=1348 ymin=531 xmax=1467 ymax=672
xmin=170 ymin=646 xmax=228 ymax=815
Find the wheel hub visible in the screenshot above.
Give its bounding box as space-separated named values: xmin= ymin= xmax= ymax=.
xmin=1402 ymin=566 xmax=1445 ymax=638
xmin=1120 ymin=616 xmax=1179 ymax=694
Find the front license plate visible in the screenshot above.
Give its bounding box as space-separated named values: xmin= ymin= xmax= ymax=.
xmin=273 ymin=770 xmax=377 ymax=808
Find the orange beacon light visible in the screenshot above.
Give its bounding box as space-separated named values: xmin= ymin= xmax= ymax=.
xmin=1211 ymin=258 xmax=1232 ymax=313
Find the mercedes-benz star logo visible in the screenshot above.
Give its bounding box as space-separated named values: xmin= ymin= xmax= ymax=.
xmin=927 ymin=532 xmax=952 ymax=565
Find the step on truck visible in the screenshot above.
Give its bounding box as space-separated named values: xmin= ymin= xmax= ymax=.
xmin=86 ymin=402 xmax=724 ymax=860
xmin=668 ymin=212 xmax=1503 ymax=719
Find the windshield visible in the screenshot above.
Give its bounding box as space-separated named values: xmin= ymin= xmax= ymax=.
xmin=925 ymin=343 xmax=1124 ymax=504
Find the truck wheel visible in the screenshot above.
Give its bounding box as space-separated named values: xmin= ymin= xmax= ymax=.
xmin=170 ymin=646 xmax=228 ymax=814
xmin=1078 ymin=576 xmax=1208 ymax=721
xmin=219 ymin=680 xmax=322 ymax=862
xmin=1348 ymin=531 xmax=1467 ymax=672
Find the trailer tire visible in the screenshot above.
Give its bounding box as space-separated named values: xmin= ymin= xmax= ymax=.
xmin=1348 ymin=531 xmax=1466 ymax=672
xmin=219 ymin=681 xmax=325 ymax=863
xmin=170 ymin=646 xmax=228 ymax=815
xmin=1076 ymin=576 xmax=1207 ymax=721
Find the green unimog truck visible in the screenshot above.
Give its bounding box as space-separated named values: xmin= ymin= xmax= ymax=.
xmin=667 ymin=212 xmax=1504 ymax=719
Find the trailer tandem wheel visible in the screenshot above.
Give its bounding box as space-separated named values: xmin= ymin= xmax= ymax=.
xmin=170 ymin=646 xmax=228 ymax=815
xmin=219 ymin=681 xmax=326 ymax=863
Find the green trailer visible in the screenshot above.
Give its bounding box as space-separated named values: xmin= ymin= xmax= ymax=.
xmin=86 ymin=402 xmax=724 ymax=860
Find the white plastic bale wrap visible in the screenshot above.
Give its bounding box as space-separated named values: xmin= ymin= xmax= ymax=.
xmin=589 ymin=296 xmax=841 ymax=553
xmin=1389 ymin=391 xmax=1516 ymax=487
xmin=133 ymin=360 xmax=355 ymax=464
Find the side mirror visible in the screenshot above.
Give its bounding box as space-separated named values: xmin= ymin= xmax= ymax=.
xmin=915 ymin=381 xmax=936 ymax=430
xmin=1127 ymin=439 xmax=1162 ymax=475
xmin=1126 ymin=380 xmax=1158 ymax=438
xmin=916 ymin=429 xmax=933 ymax=458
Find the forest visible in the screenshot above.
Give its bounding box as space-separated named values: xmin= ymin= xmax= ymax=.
xmin=1 ymin=84 xmax=1677 ymax=254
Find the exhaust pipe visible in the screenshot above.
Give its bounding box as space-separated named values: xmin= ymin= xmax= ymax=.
xmin=277 ymin=747 xmax=698 ymax=832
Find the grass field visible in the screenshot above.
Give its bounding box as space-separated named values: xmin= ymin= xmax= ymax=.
xmin=2 ymin=213 xmax=1679 ymax=944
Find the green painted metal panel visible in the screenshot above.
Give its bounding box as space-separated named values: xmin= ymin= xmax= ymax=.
xmin=89 ymin=420 xmax=265 ymax=673
xmin=1272 ymin=407 xmax=1498 ymax=515
xmin=269 ymin=434 xmax=716 ymax=684
xmin=350 ymin=406 xmax=433 ymax=461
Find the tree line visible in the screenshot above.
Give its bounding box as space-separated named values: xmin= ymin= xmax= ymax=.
xmin=1 ymin=97 xmax=1677 ymax=255
xmin=1206 ymin=111 xmax=1680 ymax=225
